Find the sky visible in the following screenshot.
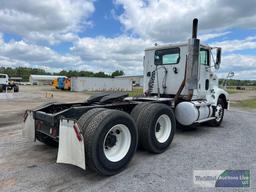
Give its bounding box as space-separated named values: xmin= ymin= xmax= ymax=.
xmin=0 ymin=0 xmax=256 ymax=79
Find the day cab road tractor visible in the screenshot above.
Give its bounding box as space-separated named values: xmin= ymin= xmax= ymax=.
xmin=0 ymin=73 xmax=19 ymax=93
xmin=23 ymin=19 xmax=229 ymax=176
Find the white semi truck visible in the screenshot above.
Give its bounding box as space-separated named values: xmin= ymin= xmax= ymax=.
xmin=23 ymin=19 xmax=229 ymax=175
xmin=0 ymin=73 xmax=19 ymax=92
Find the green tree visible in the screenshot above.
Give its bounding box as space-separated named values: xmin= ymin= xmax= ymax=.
xmin=111 ymin=70 xmax=124 ymax=77
xmin=0 ymin=67 xmax=50 ymax=81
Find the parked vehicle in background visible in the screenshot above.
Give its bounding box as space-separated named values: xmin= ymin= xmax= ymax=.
xmin=64 ymin=78 xmax=71 ymax=90
xmin=57 ymin=77 xmax=65 ymax=90
xmin=53 ymin=77 xmax=71 ymax=90
xmin=0 ymin=73 xmax=19 ymax=92
xmin=52 ymin=79 xmax=58 ymax=89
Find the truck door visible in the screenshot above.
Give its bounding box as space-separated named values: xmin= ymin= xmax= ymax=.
xmin=198 ymin=48 xmax=211 ymax=98
xmin=153 ymin=47 xmax=185 ymax=95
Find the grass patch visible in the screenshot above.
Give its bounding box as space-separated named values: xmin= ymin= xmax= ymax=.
xmin=226 ymin=89 xmax=240 ymax=94
xmin=225 ymin=86 xmax=256 ymax=94
xmin=232 ymin=99 xmax=256 ymax=109
xmin=128 ymin=87 xmax=143 ymax=97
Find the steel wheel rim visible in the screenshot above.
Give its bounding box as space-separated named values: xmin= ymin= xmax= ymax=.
xmin=216 ymin=104 xmax=223 ymax=122
xmin=155 ymin=114 xmax=172 ymax=143
xmin=103 ymin=124 xmax=131 ymax=162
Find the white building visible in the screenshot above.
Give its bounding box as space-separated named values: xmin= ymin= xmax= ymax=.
xmin=29 ymin=75 xmax=66 ymax=85
xmin=115 ymin=75 xmax=143 ymax=87
xmin=71 ymin=77 xmax=132 ymax=92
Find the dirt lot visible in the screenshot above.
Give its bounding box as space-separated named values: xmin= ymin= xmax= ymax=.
xmin=229 ymin=90 xmax=256 ymax=102
xmin=0 ymin=86 xmax=256 ymax=191
xmin=0 ymin=86 xmax=90 ymax=126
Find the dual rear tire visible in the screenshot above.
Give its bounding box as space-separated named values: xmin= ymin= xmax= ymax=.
xmin=13 ymin=85 xmax=19 ymax=92
xmin=78 ymin=108 xmax=137 ymax=176
xmin=77 ymin=103 xmax=176 ymax=175
xmin=131 ymin=103 xmax=176 ymax=153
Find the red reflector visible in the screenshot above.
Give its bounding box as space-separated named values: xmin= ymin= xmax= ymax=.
xmin=73 ymin=123 xmax=82 ymax=142
xmin=51 ymin=128 xmax=57 ymax=137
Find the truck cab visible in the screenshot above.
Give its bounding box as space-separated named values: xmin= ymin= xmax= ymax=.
xmin=142 ymin=19 xmax=229 ymax=128
xmin=0 ymin=73 xmax=9 ymax=85
xmin=143 ymin=43 xmax=228 ymax=108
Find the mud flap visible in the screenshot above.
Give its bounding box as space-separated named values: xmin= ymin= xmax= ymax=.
xmin=57 ymin=119 xmax=86 ymax=170
xmin=22 ymin=111 xmax=35 ymax=141
xmin=227 ymin=100 xmax=230 ymax=110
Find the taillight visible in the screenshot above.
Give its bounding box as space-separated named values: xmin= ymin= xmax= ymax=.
xmin=35 ymin=120 xmax=43 ymax=130
xmin=50 ymin=128 xmax=57 ymax=137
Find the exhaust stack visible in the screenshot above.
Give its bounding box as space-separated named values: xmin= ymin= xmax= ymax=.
xmin=192 ymin=18 xmax=198 ymax=39
xmin=186 ymin=18 xmax=200 ymax=99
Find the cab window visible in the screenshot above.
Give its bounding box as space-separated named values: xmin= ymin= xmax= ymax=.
xmin=0 ymin=75 xmax=7 ymax=78
xmin=155 ymin=48 xmax=180 ymax=65
xmin=200 ymin=48 xmax=209 ymax=66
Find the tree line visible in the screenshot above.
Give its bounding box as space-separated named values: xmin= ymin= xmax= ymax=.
xmin=0 ymin=67 xmax=124 ymax=81
xmin=219 ymin=79 xmax=256 ymax=86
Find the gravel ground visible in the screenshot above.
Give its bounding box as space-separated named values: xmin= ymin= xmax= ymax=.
xmin=0 ymin=110 xmax=255 ymax=191
xmin=0 ymin=86 xmax=255 ymax=191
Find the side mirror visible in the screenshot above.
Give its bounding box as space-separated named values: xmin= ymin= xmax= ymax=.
xmin=215 ymin=48 xmax=221 ymax=69
xmin=228 ymin=72 xmax=234 ymax=78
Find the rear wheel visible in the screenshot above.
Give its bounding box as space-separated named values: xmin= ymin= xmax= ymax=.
xmin=13 ymin=85 xmax=19 ymax=92
xmin=131 ymin=102 xmax=149 ymax=122
xmin=131 ymin=102 xmax=151 ymax=148
xmin=77 ymin=108 xmax=105 ymax=132
xmin=135 ymin=103 xmax=176 ymax=153
xmin=0 ymin=85 xmax=3 ymax=92
xmin=82 ymin=109 xmax=138 ymax=175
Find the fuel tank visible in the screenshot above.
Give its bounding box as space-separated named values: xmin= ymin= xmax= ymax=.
xmin=175 ymin=101 xmax=212 ymax=126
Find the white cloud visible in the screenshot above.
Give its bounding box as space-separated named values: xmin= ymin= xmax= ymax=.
xmin=0 ymin=35 xmax=153 ymax=74
xmin=0 ymin=40 xmax=83 ymax=71
xmin=71 ymin=36 xmax=154 ymax=74
xmin=200 ymin=32 xmax=231 ymax=42
xmin=212 ymin=36 xmax=256 ymax=52
xmin=0 ymin=33 xmax=4 ymax=45
xmin=0 ymin=55 xmax=30 ymax=67
xmin=26 ymin=32 xmax=80 ymax=45
xmin=114 ymin=0 xmax=256 ymax=42
xmin=0 ymin=0 xmax=95 ymax=43
xmin=232 ymin=70 xmax=256 ymax=80
xmin=219 ymin=54 xmax=256 ymax=80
